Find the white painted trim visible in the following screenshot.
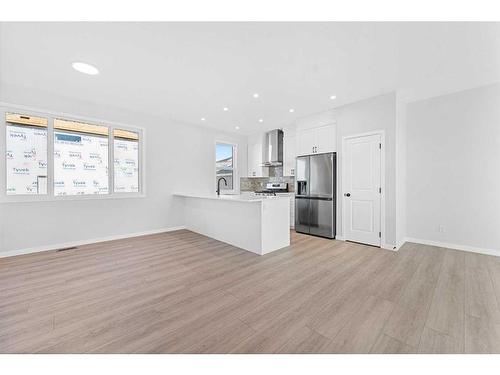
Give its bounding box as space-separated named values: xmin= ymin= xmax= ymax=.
xmin=214 ymin=140 xmax=238 ymax=194
xmin=0 ymin=226 xmax=186 ymax=258
xmin=382 ymin=243 xmax=398 ymax=251
xmin=337 ymin=236 xmax=498 ymax=256
xmin=0 ymin=102 xmax=147 ymax=132
xmin=334 ymin=235 xmax=396 ymax=251
xmin=0 ymin=102 xmax=146 ymax=203
xmin=395 ymin=238 xmax=406 ymax=251
xmin=405 ymin=237 xmax=500 ymax=258
xmin=341 ymin=130 xmax=386 ymax=248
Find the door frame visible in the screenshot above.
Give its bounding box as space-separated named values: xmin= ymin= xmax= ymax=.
xmin=340 ymin=130 xmax=386 ymax=248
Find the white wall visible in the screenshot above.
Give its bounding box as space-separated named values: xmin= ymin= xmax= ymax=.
xmin=7 ymin=81 xmax=499 ymax=257
xmin=0 ymin=84 xmax=247 ymax=255
xmin=396 ymin=92 xmax=408 ymax=248
xmin=335 ymin=93 xmax=397 ymax=248
xmin=295 ymin=109 xmax=336 ymax=129
xmin=406 ymin=83 xmax=500 ymax=255
xmin=292 ymin=93 xmax=397 ymax=248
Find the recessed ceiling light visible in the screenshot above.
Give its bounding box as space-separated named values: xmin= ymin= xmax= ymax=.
xmin=235 ymin=126 xmax=240 ymax=130
xmin=258 ymin=118 xmax=264 ymax=123
xmin=253 ymin=93 xmax=259 ymax=98
xmin=289 ymin=108 xmax=295 ymax=113
xmin=223 ymin=107 xmax=229 ymax=111
xmin=72 ymin=62 xmax=99 ymax=75
xmin=330 ymin=95 xmax=337 ymax=100
xmin=201 ymin=117 xmax=206 ymax=121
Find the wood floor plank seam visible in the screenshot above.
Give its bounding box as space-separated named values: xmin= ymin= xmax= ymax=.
xmin=2 ymin=230 xmax=500 ymax=353
xmin=368 ymin=245 xmax=424 ymax=346
xmin=416 ymin=247 xmax=450 ymax=351
xmin=366 ymin=295 xmax=399 ymax=354
xmin=371 ymin=333 xmax=417 ymax=354
xmin=463 ymin=249 xmax=467 ymax=354
xmin=485 ymin=256 xmax=500 ymax=319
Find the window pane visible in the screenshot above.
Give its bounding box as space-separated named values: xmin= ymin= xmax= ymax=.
xmin=53 ymin=119 xmax=109 ymax=196
xmin=113 ymin=129 xmax=139 ymax=193
xmin=5 ymin=113 xmax=48 ymax=195
xmin=216 ymin=143 xmax=234 ymax=190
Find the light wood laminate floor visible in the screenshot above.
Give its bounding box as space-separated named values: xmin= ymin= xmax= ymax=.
xmin=1 ymin=230 xmax=500 ymax=353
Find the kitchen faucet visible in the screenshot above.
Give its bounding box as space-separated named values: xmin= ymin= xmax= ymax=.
xmin=216 ymin=177 xmax=227 ymax=196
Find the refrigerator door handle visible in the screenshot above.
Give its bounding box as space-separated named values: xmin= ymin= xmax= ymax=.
xmin=309 ymin=196 xmax=333 ymax=201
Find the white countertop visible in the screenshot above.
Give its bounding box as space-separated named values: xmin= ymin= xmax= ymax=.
xmin=174 ymin=193 xmax=290 ymax=203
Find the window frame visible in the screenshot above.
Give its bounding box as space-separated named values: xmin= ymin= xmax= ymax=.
xmin=0 ymin=103 xmax=146 ymax=203
xmin=4 ymin=111 xmax=49 ymax=197
xmin=214 ymin=140 xmax=238 ymax=195
xmin=113 ymin=128 xmax=140 ymax=194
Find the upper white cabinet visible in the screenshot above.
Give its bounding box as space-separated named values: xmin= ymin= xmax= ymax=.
xmin=283 ymin=132 xmax=296 ymax=177
xmin=247 ymin=133 xmax=269 ymax=177
xmin=315 ymin=124 xmax=336 ymax=153
xmin=296 ymin=123 xmax=336 ymax=156
xmin=297 ymin=127 xmax=316 ymax=156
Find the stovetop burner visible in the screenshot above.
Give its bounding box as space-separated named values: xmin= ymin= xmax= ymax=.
xmin=255 ymin=191 xmax=280 ymax=196
xmin=255 ymin=182 xmax=288 ymax=195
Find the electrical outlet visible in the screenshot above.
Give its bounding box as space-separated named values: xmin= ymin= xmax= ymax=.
xmin=438 ymin=225 xmax=446 ymax=233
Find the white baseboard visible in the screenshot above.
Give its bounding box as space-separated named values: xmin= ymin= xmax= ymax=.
xmin=335 ymin=236 xmax=397 ymax=251
xmin=382 ymin=243 xmax=398 ymax=251
xmin=395 ymin=239 xmax=407 ymax=251
xmin=5 ymin=229 xmax=497 ymax=259
xmin=0 ymin=226 xmax=186 ymax=259
xmin=405 ymin=237 xmax=500 ymax=258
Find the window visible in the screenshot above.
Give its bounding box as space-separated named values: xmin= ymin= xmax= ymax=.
xmin=216 ymin=142 xmax=235 ymax=192
xmin=113 ymin=129 xmax=139 ymax=193
xmin=53 ymin=118 xmax=109 ymax=196
xmin=5 ymin=113 xmax=48 ymax=195
xmin=2 ymin=106 xmax=143 ymax=200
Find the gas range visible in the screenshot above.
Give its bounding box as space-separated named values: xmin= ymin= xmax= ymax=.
xmin=254 ymin=182 xmax=288 ymax=196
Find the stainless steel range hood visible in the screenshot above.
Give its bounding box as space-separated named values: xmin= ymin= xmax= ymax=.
xmin=261 ymin=129 xmax=283 ymax=166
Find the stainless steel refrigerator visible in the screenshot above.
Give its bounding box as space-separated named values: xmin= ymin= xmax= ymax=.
xmin=295 ymin=153 xmax=336 ymax=239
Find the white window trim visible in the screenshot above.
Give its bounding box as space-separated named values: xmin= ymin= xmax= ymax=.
xmin=0 ymin=102 xmax=146 ymax=203
xmin=215 ymin=140 xmax=238 ymax=195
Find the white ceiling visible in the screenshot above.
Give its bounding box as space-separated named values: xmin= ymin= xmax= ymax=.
xmin=1 ymin=22 xmax=500 ymax=134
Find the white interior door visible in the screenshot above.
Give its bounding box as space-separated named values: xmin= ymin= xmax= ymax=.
xmin=343 ymin=133 xmax=381 ymax=246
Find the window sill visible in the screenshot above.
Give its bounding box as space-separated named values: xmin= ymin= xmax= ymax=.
xmin=0 ymin=193 xmax=147 ymax=204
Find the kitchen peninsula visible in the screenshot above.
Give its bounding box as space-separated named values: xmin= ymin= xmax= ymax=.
xmin=174 ymin=193 xmax=290 ymax=255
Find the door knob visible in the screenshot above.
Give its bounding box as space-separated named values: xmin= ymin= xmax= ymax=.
xmin=344 ymin=193 xmax=351 ymax=197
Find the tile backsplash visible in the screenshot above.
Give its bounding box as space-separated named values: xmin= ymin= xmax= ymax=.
xmin=240 ymin=167 xmax=295 ymax=192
